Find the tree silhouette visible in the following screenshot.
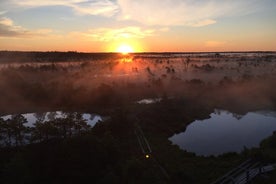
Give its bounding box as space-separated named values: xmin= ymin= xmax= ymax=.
xmin=54 ymin=117 xmax=71 ymax=139
xmin=1 ymin=118 xmax=13 ymax=146
xmin=47 ymin=111 xmax=57 ymax=121
xmin=31 ymin=121 xmax=43 ymax=143
xmin=34 ymin=112 xmax=46 ymax=123
xmin=43 ymin=120 xmax=59 ymax=140
xmin=0 ymin=117 xmax=5 ymax=147
xmin=9 ymin=114 xmax=27 ymax=146
xmin=183 ymin=56 xmax=191 ymax=71
xmin=74 ymin=112 xmax=90 ymax=135
xmin=31 ymin=112 xmax=47 ymax=143
xmin=64 ymin=112 xmax=76 ymax=137
xmin=32 ymin=119 xmax=59 ymax=142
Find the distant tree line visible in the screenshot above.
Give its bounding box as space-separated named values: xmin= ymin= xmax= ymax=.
xmin=0 ymin=51 xmax=121 ymax=63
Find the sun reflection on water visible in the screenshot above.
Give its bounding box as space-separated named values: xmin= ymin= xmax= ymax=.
xmin=120 ymin=56 xmax=133 ymax=63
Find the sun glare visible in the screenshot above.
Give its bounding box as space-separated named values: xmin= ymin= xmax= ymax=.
xmin=117 ymin=44 xmax=134 ymax=55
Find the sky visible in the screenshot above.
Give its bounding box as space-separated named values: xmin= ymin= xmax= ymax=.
xmin=0 ymin=0 xmax=276 ymax=52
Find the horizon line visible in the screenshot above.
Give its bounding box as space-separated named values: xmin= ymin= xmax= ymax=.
xmin=1 ymin=50 xmax=276 ymax=54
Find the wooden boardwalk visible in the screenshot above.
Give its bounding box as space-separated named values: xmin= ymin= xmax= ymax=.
xmin=134 ymin=123 xmax=170 ymax=179
xmin=135 ymin=123 xmax=152 ymax=156
xmin=211 ymin=159 xmax=276 ymax=184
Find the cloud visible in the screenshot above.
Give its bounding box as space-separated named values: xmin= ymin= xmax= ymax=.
xmin=0 ymin=17 xmax=30 ymax=37
xmin=0 ymin=11 xmax=7 ymax=15
xmin=0 ymin=17 xmax=13 ymax=26
xmin=116 ymin=0 xmax=261 ymax=26
xmin=74 ymin=26 xmax=157 ymax=41
xmin=188 ymin=19 xmax=216 ymax=27
xmin=9 ymin=0 xmax=265 ymax=27
xmin=0 ymin=17 xmax=52 ymax=38
xmin=12 ymin=0 xmax=119 ymax=17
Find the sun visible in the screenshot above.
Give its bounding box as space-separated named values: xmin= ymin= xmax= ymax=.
xmin=109 ymin=41 xmax=143 ymax=53
xmin=116 ymin=44 xmax=134 ymax=55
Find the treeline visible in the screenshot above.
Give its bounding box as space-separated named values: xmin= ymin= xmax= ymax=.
xmin=0 ymin=112 xmax=93 ymax=147
xmin=0 ymin=51 xmax=120 ymax=63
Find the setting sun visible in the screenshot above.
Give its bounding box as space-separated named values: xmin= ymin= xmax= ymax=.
xmin=116 ymin=44 xmax=134 ymax=54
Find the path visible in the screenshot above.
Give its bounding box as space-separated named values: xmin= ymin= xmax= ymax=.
xmin=134 ymin=123 xmax=170 ymax=179
xmin=211 ymin=159 xmax=276 ymax=184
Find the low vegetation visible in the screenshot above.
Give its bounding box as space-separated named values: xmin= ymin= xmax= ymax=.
xmin=0 ymin=51 xmax=276 ymax=183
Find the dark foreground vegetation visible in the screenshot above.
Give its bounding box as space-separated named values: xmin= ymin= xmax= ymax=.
xmin=0 ymin=51 xmax=276 ymax=183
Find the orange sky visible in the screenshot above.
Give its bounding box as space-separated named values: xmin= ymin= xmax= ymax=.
xmin=0 ymin=0 xmax=276 ymax=52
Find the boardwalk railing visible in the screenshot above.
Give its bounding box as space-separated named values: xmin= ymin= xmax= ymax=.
xmin=134 ymin=123 xmax=170 ymax=179
xmin=134 ymin=123 xmax=152 ymax=156
xmin=211 ymin=159 xmax=276 ymax=184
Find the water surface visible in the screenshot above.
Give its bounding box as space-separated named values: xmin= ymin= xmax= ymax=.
xmin=169 ymin=110 xmax=276 ymax=156
xmin=137 ymin=98 xmax=161 ymax=104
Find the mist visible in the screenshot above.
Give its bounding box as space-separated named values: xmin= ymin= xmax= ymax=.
xmin=0 ymin=51 xmax=276 ymax=115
